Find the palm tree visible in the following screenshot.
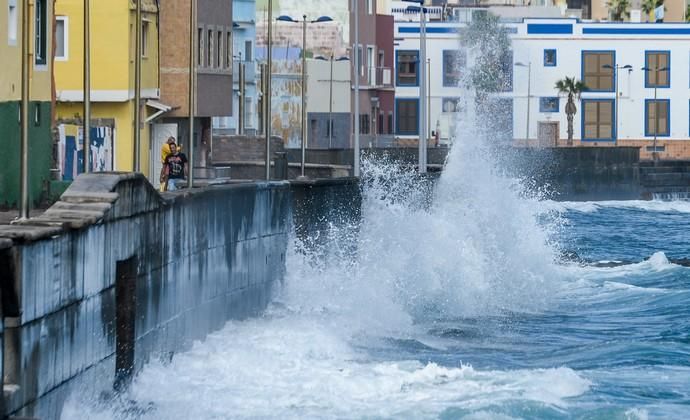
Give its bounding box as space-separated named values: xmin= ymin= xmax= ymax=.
xmin=555 ymin=77 xmax=587 ymax=146
xmin=642 ymin=0 xmax=664 ymax=21
xmin=607 ymin=0 xmax=631 ymax=21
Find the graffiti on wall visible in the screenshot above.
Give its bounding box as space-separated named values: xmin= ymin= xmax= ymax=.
xmin=58 ymin=124 xmax=114 ymax=180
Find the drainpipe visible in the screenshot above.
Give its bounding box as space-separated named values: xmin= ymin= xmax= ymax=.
xmin=188 ymin=0 xmax=196 ymax=188
xmin=134 ymin=0 xmax=142 ymax=172
xmin=19 ymin=0 xmax=30 ymax=220
xmin=84 ymin=0 xmax=91 ymax=173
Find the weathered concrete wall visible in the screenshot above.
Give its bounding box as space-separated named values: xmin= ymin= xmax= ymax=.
xmin=0 ymin=173 xmax=290 ymax=419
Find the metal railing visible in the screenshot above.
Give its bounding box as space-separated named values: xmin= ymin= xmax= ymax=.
xmin=365 ymin=66 xmax=393 ymax=88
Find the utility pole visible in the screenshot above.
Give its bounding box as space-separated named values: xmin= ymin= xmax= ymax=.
xmin=300 ymin=15 xmax=307 ymax=178
xmin=328 ymin=54 xmax=334 ymax=148
xmin=188 ymin=0 xmax=196 ymax=187
xmin=239 ymin=59 xmax=246 ymax=135
xmin=418 ymin=5 xmax=427 ymax=173
xmin=265 ymin=0 xmax=273 ymax=180
xmin=134 ymin=0 xmax=142 ymax=172
xmin=19 ymin=0 xmax=30 ymax=220
xmin=84 ymin=0 xmax=91 ymax=173
xmin=353 ymin=0 xmax=360 ymax=177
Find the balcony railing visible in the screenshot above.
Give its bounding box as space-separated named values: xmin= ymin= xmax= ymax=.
xmin=365 ymin=66 xmax=393 ymax=88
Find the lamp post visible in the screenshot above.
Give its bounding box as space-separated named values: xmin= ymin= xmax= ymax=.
xmin=134 ymin=0 xmax=142 ymax=172
xmin=188 ymin=0 xmax=196 ymax=188
xmin=84 ymin=0 xmax=91 ymax=173
xmin=265 ymin=0 xmax=273 ymax=180
xmin=276 ymin=14 xmax=333 ymax=179
xmin=404 ymin=2 xmax=427 ymax=173
xmin=602 ymin=63 xmax=632 ymax=146
xmin=642 ymin=65 xmax=669 ymax=161
xmin=515 ymin=61 xmax=531 ymax=142
xmin=19 ymin=0 xmax=30 ymax=220
xmin=353 ymin=0 xmax=360 ymax=177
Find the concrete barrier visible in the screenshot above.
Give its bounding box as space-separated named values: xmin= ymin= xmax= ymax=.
xmin=0 ymin=173 xmax=291 ymax=419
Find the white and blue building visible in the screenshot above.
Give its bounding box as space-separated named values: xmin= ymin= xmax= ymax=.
xmin=394 ymin=17 xmax=690 ymax=159
xmin=214 ymin=0 xmax=258 ymax=134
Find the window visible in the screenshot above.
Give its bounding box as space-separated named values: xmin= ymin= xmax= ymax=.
xmin=359 ymin=114 xmax=370 ymax=134
xmin=358 ymin=45 xmax=364 ymax=77
xmin=396 ymin=50 xmax=418 ymax=86
xmin=197 ymin=28 xmax=203 ymax=66
xmin=544 ymin=49 xmax=557 ymax=66
xmin=645 ymin=51 xmax=670 ymax=88
xmin=540 ymin=97 xmax=559 ymax=112
xmin=366 ymin=0 xmax=373 ymax=14
xmin=443 ymin=50 xmax=466 ymax=87
xmin=34 ymin=103 xmax=41 ymax=126
xmin=8 ymin=0 xmax=17 ymax=45
xmin=367 ymin=46 xmax=375 ymax=84
xmin=35 ymin=0 xmax=47 ymax=64
xmin=207 ymin=29 xmax=213 ymax=67
xmin=442 ymin=98 xmax=463 ymax=113
xmin=387 ymin=112 xmax=393 ymax=135
xmin=245 ymin=40 xmax=252 ymax=62
xmin=141 ymin=21 xmax=149 ymax=57
xmin=645 ymin=99 xmax=670 ymax=137
xmin=396 ymin=99 xmax=419 ymax=135
xmin=500 ymin=50 xmax=513 ymax=92
xmin=378 ymin=112 xmax=384 ymax=134
xmin=582 ymin=99 xmax=614 ymax=141
xmin=582 ymin=51 xmax=614 ymax=91
xmin=217 ymin=30 xmax=222 ymax=68
xmin=55 ymin=16 xmax=67 ymax=60
xmin=227 ymin=32 xmax=232 ymax=68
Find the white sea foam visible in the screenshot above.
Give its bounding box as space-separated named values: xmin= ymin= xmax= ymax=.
xmin=544 ymin=200 xmax=690 ymax=214
xmin=62 ymin=315 xmax=591 ymax=420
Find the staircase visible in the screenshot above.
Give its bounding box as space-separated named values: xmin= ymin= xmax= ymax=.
xmin=639 ymin=161 xmax=690 ymax=200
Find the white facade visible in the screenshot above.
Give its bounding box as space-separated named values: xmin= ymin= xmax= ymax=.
xmin=394 ymin=18 xmax=690 ymax=150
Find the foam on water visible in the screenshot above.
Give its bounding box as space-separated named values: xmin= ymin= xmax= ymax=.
xmin=63 ymin=311 xmax=592 ymax=420
xmin=544 ymin=199 xmax=690 ymax=214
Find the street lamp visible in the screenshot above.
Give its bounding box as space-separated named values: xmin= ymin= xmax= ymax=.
xmin=515 ymin=61 xmax=531 ymax=143
xmin=404 ymin=2 xmax=427 ymax=173
xmin=641 ymin=65 xmax=669 ymax=161
xmin=602 ymin=63 xmax=632 ymax=146
xmin=277 ymin=14 xmax=333 ymax=179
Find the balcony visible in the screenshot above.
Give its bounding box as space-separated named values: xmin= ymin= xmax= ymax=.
xmin=365 ymin=66 xmax=393 ymax=89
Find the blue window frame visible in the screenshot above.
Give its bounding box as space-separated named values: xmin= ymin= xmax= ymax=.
xmin=443 ymin=50 xmax=466 ymax=87
xmin=396 ymin=50 xmax=419 ymax=87
xmin=645 ymin=99 xmax=670 ymax=137
xmin=543 ymin=49 xmax=557 ymax=67
xmin=396 ymin=98 xmax=419 ymax=135
xmin=581 ymin=50 xmax=615 ymax=92
xmin=644 ymin=50 xmax=670 ymax=88
xmin=582 ymin=99 xmax=615 ymax=141
xmin=540 ymin=97 xmax=559 ymax=112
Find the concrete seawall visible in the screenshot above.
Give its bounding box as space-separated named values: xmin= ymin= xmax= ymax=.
xmin=0 ymin=173 xmax=294 ymax=418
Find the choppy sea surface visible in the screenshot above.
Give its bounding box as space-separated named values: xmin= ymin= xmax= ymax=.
xmin=63 ymin=185 xmax=690 ymax=420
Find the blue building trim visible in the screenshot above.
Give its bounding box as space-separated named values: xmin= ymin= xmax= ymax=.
xmin=644 ymin=99 xmax=671 ymax=137
xmin=581 ymin=98 xmax=616 ymax=142
xmin=398 ymin=26 xmax=460 ymax=34
xmin=543 ymin=49 xmax=557 ymax=67
xmin=644 ymin=50 xmax=671 ymax=89
xmin=581 ymin=50 xmax=616 ymax=93
xmin=396 ymin=50 xmax=420 ymax=87
xmin=527 ymin=24 xmax=573 ymax=34
xmin=539 ymin=97 xmax=559 ymax=113
xmin=583 ymin=27 xmax=690 ymax=35
xmin=395 ymin=98 xmax=420 ymax=135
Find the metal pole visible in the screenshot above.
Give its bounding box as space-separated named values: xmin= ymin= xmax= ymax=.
xmin=188 ymin=0 xmax=196 ymax=187
xmin=84 ymin=0 xmax=91 ymax=173
xmin=300 ymin=16 xmax=307 ymax=178
xmin=653 ymin=79 xmax=658 ymax=161
xmin=427 ymin=58 xmax=430 ymax=148
xmin=328 ymin=55 xmax=333 ymax=148
xmin=134 ymin=0 xmax=142 ymax=172
xmin=19 ymin=0 xmax=30 ymax=220
xmin=353 ymin=0 xmax=360 ymax=177
xmin=418 ymin=6 xmax=427 ymax=173
xmin=265 ymin=0 xmax=273 ymax=180
xmin=525 ymin=62 xmax=531 ymax=142
xmin=614 ymin=66 xmax=619 ymax=146
xmin=239 ymin=61 xmax=246 ymax=135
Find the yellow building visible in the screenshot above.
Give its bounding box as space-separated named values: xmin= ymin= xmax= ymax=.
xmin=54 ymin=0 xmax=166 ymax=179
xmin=0 ymin=0 xmax=54 ymax=207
